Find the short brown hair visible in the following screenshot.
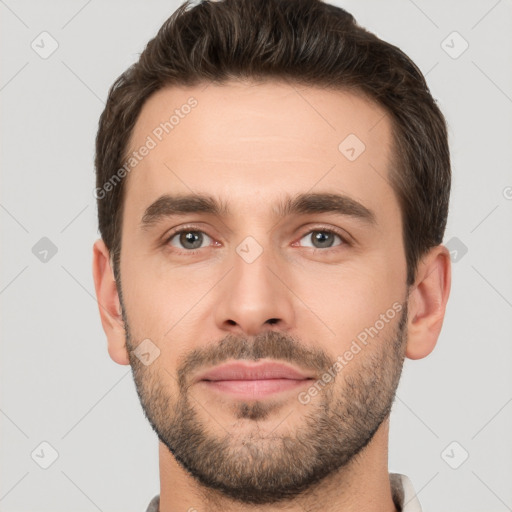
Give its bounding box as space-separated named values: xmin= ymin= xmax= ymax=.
xmin=95 ymin=0 xmax=450 ymax=287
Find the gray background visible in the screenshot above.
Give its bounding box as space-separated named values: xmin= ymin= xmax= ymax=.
xmin=1 ymin=0 xmax=511 ymax=511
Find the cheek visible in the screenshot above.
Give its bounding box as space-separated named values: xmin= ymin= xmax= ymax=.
xmin=291 ymin=258 xmax=404 ymax=347
xmin=121 ymin=256 xmax=219 ymax=341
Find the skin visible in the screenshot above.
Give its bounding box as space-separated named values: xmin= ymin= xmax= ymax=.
xmin=92 ymin=80 xmax=451 ymax=512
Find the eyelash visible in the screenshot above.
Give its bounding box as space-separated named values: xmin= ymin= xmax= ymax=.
xmin=164 ymin=225 xmax=350 ymax=255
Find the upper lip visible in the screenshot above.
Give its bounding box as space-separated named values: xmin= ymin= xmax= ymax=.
xmin=195 ymin=361 xmax=314 ymax=383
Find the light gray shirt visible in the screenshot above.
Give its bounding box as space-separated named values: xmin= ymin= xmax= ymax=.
xmin=145 ymin=473 xmax=422 ymax=511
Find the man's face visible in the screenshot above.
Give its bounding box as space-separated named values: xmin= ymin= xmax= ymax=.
xmin=118 ymin=81 xmax=409 ymax=504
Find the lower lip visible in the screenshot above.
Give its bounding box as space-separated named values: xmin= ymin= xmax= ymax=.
xmin=199 ymin=378 xmax=311 ymax=398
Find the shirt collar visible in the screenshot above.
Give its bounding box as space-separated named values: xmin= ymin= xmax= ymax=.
xmin=390 ymin=472 xmax=423 ymax=512
xmin=145 ymin=472 xmax=422 ymax=512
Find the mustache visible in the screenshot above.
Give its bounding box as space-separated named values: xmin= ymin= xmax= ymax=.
xmin=176 ymin=330 xmax=332 ymax=391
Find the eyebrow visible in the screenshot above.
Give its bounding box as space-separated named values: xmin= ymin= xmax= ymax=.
xmin=140 ymin=192 xmax=377 ymax=230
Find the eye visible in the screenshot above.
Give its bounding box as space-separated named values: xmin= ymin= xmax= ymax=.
xmin=167 ymin=229 xmax=213 ymax=251
xmin=297 ymin=228 xmax=346 ymax=249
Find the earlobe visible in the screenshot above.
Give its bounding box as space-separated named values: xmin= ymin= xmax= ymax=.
xmin=92 ymin=238 xmax=130 ymax=366
xmin=405 ymin=245 xmax=452 ymax=360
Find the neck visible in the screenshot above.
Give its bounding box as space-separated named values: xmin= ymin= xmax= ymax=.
xmin=157 ymin=418 xmax=397 ymax=512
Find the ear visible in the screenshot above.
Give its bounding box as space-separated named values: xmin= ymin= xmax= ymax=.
xmin=92 ymin=238 xmax=130 ymax=365
xmin=405 ymin=244 xmax=452 ymax=360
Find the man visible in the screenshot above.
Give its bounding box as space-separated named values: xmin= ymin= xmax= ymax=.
xmin=92 ymin=0 xmax=451 ymax=510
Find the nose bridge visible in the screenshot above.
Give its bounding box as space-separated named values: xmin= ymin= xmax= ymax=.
xmin=214 ymin=233 xmax=295 ymax=336
xmin=234 ymin=235 xmax=276 ymax=299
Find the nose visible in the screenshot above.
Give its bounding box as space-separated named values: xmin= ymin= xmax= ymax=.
xmin=214 ymin=243 xmax=295 ymax=338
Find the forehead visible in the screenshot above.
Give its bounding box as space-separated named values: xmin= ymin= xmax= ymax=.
xmin=124 ymin=80 xmax=397 ymax=223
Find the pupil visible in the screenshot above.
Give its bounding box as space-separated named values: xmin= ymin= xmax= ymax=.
xmin=314 ymin=231 xmax=333 ymax=248
xmin=181 ymin=231 xmax=202 ymax=249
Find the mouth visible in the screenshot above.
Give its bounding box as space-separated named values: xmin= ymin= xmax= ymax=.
xmin=194 ymin=360 xmax=315 ymax=398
